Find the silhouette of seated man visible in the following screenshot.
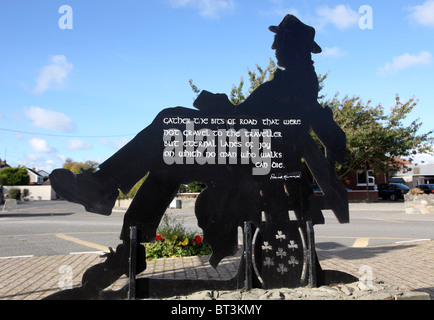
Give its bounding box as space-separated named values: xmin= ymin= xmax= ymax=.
xmin=50 ymin=15 xmax=348 ymax=282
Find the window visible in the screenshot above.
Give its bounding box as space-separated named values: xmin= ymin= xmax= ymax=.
xmin=357 ymin=170 xmax=375 ymax=186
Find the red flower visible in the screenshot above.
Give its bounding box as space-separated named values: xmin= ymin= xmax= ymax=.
xmin=156 ymin=233 xmax=163 ymax=242
xmin=193 ymin=235 xmax=202 ymax=245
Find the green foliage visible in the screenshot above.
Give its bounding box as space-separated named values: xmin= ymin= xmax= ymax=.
xmin=228 ymin=58 xmax=278 ymax=105
xmin=63 ymin=158 xmax=99 ymax=174
xmin=7 ymin=188 xmax=21 ymax=200
xmin=188 ymin=78 xmax=200 ymax=97
xmin=0 ymin=166 xmax=30 ymax=185
xmin=190 ymin=58 xmax=277 ymax=105
xmin=117 ymin=175 xmax=147 ymax=200
xmin=179 ymin=181 xmax=206 ymax=193
xmin=143 ymin=213 xmax=212 ymax=260
xmin=186 ymin=181 xmax=205 ymax=193
xmin=323 ymin=93 xmax=433 ymax=178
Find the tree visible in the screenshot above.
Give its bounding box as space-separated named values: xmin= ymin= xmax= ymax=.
xmin=324 ymin=93 xmax=433 ymax=179
xmin=0 ymin=166 xmax=30 ymax=185
xmin=63 ymin=158 xmax=99 ymax=174
xmin=118 ymin=175 xmax=147 ymax=200
xmin=189 ymin=58 xmax=277 ymax=106
xmin=189 ymin=59 xmax=433 ymax=181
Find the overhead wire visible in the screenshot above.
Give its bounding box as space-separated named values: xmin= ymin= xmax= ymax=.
xmin=0 ymin=128 xmax=135 ymax=138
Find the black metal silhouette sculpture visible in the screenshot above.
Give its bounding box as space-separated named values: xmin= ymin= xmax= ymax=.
xmin=45 ymin=15 xmax=356 ymax=300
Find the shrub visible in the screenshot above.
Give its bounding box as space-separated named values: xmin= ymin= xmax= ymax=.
xmin=0 ymin=166 xmax=29 ymax=185
xmin=117 ymin=175 xmax=147 ymax=200
xmin=7 ymin=188 xmax=21 ymax=200
xmin=143 ymin=213 xmax=212 ymax=260
xmin=409 ymin=188 xmax=424 ymax=195
xmin=178 ymin=181 xmax=206 ymax=193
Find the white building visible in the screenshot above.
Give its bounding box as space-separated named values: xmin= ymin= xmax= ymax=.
xmin=26 ymin=168 xmax=44 ymax=185
xmin=393 ymin=164 xmax=434 ymax=187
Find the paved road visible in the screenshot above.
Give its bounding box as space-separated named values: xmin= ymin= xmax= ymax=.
xmin=0 ymin=201 xmax=124 ymax=257
xmin=1 ymin=200 xmax=433 ymax=258
xmin=315 ymin=202 xmax=434 ymax=249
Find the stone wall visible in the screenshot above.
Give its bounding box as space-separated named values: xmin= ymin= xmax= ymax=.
xmin=172 ymin=194 xmax=197 ymax=209
xmin=2 ymin=185 xmax=56 ymax=201
xmin=347 ymin=190 xmax=378 ymax=201
xmin=404 ymin=193 xmax=434 ymax=214
xmin=114 ymin=193 xmax=199 ymax=210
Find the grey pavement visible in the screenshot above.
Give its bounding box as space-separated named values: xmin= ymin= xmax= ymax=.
xmin=1 ymin=239 xmax=432 ymax=300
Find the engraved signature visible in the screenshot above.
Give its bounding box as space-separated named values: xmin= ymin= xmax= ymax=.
xmin=270 ymin=172 xmax=301 ymax=180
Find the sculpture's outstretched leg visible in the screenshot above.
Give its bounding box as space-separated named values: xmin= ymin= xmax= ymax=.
xmin=49 ymin=123 xmax=161 ymax=216
xmin=49 ymin=168 xmax=119 ymax=216
xmin=49 ymin=106 xmax=199 ymax=217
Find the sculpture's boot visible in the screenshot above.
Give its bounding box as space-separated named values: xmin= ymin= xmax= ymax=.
xmin=43 ymin=238 xmax=147 ymax=300
xmin=50 ymin=168 xmax=119 ymax=216
xmin=81 ymin=241 xmax=147 ymax=294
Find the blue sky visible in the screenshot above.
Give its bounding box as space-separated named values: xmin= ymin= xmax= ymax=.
xmin=0 ymin=0 xmax=433 ymax=173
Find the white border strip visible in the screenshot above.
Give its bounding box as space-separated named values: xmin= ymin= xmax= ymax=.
xmin=395 ymin=239 xmax=431 ymax=244
xmin=69 ymin=251 xmax=107 ymax=255
xmin=0 ymin=255 xmax=34 ymax=259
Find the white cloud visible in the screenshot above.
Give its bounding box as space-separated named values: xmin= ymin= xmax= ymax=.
xmin=264 ymin=0 xmax=299 ymax=17
xmin=28 ymin=138 xmax=54 ymax=153
xmin=169 ymin=0 xmax=235 ymax=18
xmin=377 ymin=51 xmax=433 ymax=76
xmin=315 ymin=5 xmax=359 ymax=30
xmin=53 ymin=154 xmax=67 ymax=164
xmin=407 ymin=0 xmax=434 ymax=27
xmin=412 ymin=153 xmax=434 ymax=164
xmin=100 ymin=138 xmax=129 ymax=150
xmin=19 ymin=154 xmax=66 ymax=173
xmin=25 ymin=106 xmax=76 ymax=132
xmin=24 ymin=153 xmax=44 ymax=163
xmin=33 ymin=55 xmax=73 ymax=94
xmin=320 ymin=46 xmax=347 ymax=58
xmin=67 ymin=138 xmax=91 ymax=151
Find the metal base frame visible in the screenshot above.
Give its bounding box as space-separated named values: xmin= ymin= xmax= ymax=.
xmin=127 ymin=220 xmax=322 ymax=300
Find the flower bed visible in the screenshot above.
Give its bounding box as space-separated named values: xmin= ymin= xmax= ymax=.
xmin=143 ymin=213 xmax=212 ymax=259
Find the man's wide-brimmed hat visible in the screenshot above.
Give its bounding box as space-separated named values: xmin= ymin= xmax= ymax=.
xmin=269 ymin=14 xmax=322 ymax=54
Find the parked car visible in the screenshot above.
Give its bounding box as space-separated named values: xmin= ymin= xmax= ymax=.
xmin=378 ymin=183 xmax=410 ymax=201
xmin=415 ymin=184 xmax=434 ymax=194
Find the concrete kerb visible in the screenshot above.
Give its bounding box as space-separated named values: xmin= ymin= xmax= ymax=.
xmin=0 ymin=240 xmax=432 ymax=300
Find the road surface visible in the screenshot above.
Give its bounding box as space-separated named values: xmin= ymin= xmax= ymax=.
xmin=1 ymin=200 xmax=433 ymax=258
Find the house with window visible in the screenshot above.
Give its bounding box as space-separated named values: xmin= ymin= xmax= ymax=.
xmin=341 ymin=169 xmax=382 ymax=201
xmin=340 ymin=159 xmax=414 ymax=201
xmin=340 ymin=158 xmax=434 ymax=201
xmin=26 ymin=168 xmax=44 ymax=185
xmin=0 ymin=158 xmax=10 ymax=170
